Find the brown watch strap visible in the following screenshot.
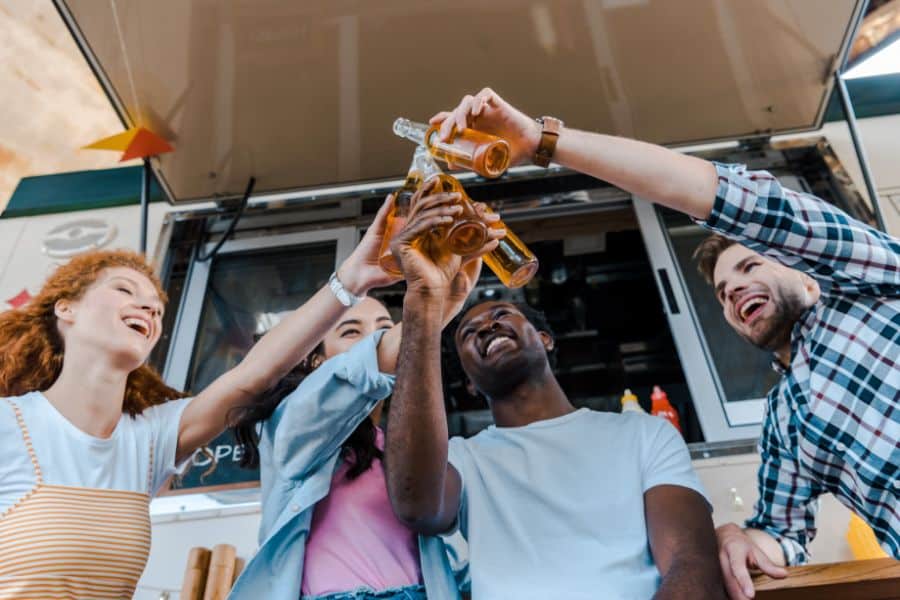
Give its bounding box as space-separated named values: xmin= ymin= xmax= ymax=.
xmin=533 ymin=116 xmax=563 ymax=167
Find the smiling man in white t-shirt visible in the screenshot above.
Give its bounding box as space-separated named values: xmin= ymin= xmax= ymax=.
xmin=384 ymin=217 xmax=727 ymax=599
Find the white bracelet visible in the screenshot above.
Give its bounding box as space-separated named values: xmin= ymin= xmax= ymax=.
xmin=328 ymin=271 xmax=364 ymax=307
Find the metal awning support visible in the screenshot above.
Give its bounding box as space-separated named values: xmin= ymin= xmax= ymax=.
xmin=835 ymin=0 xmax=888 ymax=232
xmin=834 ymin=72 xmax=888 ymax=232
xmin=140 ymin=158 xmax=150 ymax=254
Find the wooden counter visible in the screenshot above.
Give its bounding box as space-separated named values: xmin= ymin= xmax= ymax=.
xmin=753 ymin=557 xmax=900 ymax=599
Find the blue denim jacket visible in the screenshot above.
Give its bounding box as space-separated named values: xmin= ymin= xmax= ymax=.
xmin=228 ymin=331 xmax=463 ymax=600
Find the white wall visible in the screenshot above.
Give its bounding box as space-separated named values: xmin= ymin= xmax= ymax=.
xmin=784 ymin=113 xmax=900 ymax=237
xmin=0 ymin=202 xmax=171 ymax=311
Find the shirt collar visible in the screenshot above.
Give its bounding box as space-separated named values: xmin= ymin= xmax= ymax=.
xmin=769 ymin=304 xmax=818 ymax=375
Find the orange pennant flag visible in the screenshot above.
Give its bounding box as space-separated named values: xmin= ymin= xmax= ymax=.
xmin=83 ymin=127 xmax=173 ymax=161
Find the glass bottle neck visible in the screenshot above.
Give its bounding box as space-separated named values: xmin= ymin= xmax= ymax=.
xmin=409 ymin=145 xmax=443 ymax=180
xmin=394 ymin=117 xmax=429 ymax=146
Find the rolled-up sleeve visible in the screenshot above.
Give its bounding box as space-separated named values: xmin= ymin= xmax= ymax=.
xmin=745 ymin=402 xmax=823 ymax=565
xmin=697 ymin=163 xmax=900 ymax=297
xmin=271 ymin=330 xmax=395 ymax=482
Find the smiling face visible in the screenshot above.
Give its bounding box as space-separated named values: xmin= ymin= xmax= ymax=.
xmin=454 ymin=302 xmax=554 ymax=399
xmin=55 ymin=267 xmax=165 ymax=371
xmin=320 ymin=297 xmax=395 ymax=360
xmin=712 ymin=244 xmax=818 ymax=352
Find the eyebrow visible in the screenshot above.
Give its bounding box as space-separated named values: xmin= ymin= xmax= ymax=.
xmin=458 ymin=303 xmax=516 ymax=333
xmin=337 ymin=316 xmax=394 ymax=329
xmin=715 ymin=256 xmax=757 ymax=298
xmin=109 ymin=276 xmax=140 ymax=287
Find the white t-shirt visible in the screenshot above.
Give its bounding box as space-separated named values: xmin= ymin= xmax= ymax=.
xmin=0 ymin=391 xmax=192 ymax=513
xmin=447 ymin=408 xmax=708 ymax=600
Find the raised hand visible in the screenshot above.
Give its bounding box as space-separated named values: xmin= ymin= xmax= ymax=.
xmin=429 ymin=87 xmax=541 ymax=167
xmin=338 ymin=194 xmax=403 ymax=294
xmin=443 ymin=202 xmax=504 ymax=323
xmin=390 ymin=182 xmax=501 ymax=299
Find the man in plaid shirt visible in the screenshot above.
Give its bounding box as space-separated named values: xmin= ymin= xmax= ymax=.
xmin=432 ymin=88 xmax=899 ymax=600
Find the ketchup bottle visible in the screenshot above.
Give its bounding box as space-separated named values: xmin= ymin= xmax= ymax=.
xmin=650 ymin=386 xmax=682 ymax=433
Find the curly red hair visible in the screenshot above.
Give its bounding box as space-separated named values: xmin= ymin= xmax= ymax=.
xmin=0 ymin=249 xmax=188 ymax=415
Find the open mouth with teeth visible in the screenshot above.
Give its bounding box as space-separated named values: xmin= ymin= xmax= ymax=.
xmin=736 ymin=294 xmax=769 ymax=325
xmin=481 ymin=333 xmax=517 ymax=359
xmin=123 ymin=317 xmax=151 ymax=339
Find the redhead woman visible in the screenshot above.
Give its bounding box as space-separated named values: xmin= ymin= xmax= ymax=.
xmin=0 ymin=196 xmax=434 ymax=599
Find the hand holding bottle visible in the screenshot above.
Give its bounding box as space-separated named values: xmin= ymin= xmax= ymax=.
xmin=429 ymin=87 xmax=542 ymax=167
xmin=338 ymin=194 xmax=406 ymax=294
xmin=390 ymin=181 xmax=503 ymax=298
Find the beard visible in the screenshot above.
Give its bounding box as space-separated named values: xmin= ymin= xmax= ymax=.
xmin=745 ymin=285 xmax=808 ymax=352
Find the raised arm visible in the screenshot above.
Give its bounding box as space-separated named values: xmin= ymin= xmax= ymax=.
xmin=433 ymin=89 xmax=900 ymax=293
xmin=174 ymin=197 xmax=402 ymax=462
xmin=431 ymin=87 xmax=718 ymax=220
xmin=646 ymin=485 xmax=727 ymax=600
xmin=385 ymin=186 xmax=501 ymax=535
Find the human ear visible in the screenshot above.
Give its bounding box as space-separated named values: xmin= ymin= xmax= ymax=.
xmin=539 ymin=331 xmax=555 ymax=353
xmin=54 ymin=299 xmax=76 ymax=324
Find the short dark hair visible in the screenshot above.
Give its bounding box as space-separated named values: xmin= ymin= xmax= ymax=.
xmin=692 ymin=234 xmax=737 ymax=285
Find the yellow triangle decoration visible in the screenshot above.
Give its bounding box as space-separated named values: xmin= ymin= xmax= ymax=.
xmin=83 ymin=127 xmax=141 ymax=151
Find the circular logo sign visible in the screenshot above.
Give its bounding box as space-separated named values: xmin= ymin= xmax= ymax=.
xmin=42 ymin=219 xmax=118 ymax=258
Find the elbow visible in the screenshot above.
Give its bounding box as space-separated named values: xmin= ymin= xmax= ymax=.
xmin=387 ymin=486 xmax=442 ymax=533
xmin=392 ymin=502 xmax=435 ymax=531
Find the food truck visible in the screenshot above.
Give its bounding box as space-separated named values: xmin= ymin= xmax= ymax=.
xmin=1 ymin=1 xmax=899 ymax=597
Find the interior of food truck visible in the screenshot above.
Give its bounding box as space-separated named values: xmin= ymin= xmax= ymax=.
xmin=144 ymin=130 xmax=879 ymax=495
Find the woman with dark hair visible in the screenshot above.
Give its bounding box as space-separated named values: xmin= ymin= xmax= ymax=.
xmin=227 ymin=189 xmax=502 ymax=600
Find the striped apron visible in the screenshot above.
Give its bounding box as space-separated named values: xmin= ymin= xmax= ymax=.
xmin=0 ymin=400 xmax=153 ymax=599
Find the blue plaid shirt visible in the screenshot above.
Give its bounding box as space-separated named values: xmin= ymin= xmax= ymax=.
xmin=698 ymin=163 xmax=900 ymax=565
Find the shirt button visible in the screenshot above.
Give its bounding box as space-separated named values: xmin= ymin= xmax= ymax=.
xmin=835 ymin=442 xmax=846 ymax=453
xmin=290 ymin=504 xmax=300 ymax=513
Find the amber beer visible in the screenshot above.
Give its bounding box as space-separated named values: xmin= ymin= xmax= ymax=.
xmin=378 ymin=148 xmax=488 ymax=276
xmin=394 ymin=118 xmax=511 ymax=179
xmin=482 ymin=210 xmax=539 ymax=288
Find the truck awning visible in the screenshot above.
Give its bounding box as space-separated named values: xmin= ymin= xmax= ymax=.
xmin=55 ymin=0 xmax=865 ymax=204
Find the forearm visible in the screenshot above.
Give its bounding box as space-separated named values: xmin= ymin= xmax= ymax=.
xmin=176 ymin=284 xmax=351 ymax=460
xmin=553 ymin=128 xmax=718 ymax=220
xmin=647 ymin=486 xmax=725 ymax=599
xmin=235 ymin=285 xmax=348 ymax=394
xmin=654 ymin=558 xmax=726 ymax=600
xmin=386 ymin=292 xmax=453 ymax=527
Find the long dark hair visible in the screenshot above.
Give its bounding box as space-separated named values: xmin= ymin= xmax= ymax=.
xmin=230 ymin=342 xmax=383 ymax=480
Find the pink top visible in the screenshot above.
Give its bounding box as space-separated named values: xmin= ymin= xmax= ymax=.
xmin=301 ymin=428 xmax=422 ymax=596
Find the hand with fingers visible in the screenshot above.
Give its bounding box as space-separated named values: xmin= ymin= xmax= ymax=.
xmin=443 ymin=202 xmax=504 ymax=323
xmin=716 ymin=524 xmax=788 ymax=600
xmin=390 ymin=181 xmax=503 ymax=299
xmin=339 ymin=193 xmax=404 ymax=294
xmin=430 ymin=87 xmax=541 ymax=167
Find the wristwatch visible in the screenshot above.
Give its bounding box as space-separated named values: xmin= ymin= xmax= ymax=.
xmin=533 ymin=116 xmax=564 ymax=167
xmin=328 ymin=271 xmax=365 ymax=307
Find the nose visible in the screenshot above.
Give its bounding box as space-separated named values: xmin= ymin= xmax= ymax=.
xmin=476 ymin=320 xmax=500 ymax=339
xmin=139 ymin=301 xmax=162 ymax=318
xmin=725 ymin=281 xmax=748 ymax=305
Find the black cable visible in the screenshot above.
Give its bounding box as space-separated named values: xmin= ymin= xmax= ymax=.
xmin=195 ymin=177 xmax=256 ymax=262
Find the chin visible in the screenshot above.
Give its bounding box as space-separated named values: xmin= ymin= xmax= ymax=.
xmin=109 ymin=345 xmax=152 ymax=371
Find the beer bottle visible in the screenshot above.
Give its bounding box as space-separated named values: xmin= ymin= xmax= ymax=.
xmin=378 ymin=148 xmax=488 ymax=276
xmin=480 ymin=207 xmax=539 ymax=288
xmin=394 ymin=117 xmax=511 ymax=179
